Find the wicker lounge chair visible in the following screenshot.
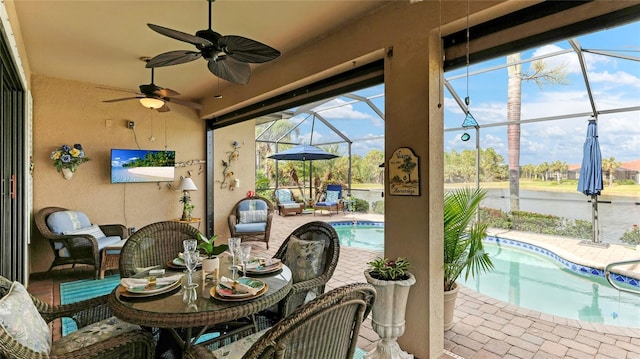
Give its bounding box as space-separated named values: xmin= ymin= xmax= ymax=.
xmin=35 ymin=207 xmax=128 ymax=279
xmin=273 ymin=189 xmax=303 ymax=216
xmin=183 ymin=283 xmax=376 ymax=359
xmin=0 ymin=276 xmax=154 ymax=359
xmin=228 ymin=196 xmax=274 ymax=249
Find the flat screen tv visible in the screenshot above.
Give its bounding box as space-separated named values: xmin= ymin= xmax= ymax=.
xmin=111 ymin=149 xmax=175 ymax=183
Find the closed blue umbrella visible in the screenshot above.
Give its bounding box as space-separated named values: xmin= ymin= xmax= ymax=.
xmin=577 ymin=119 xmax=603 ymax=244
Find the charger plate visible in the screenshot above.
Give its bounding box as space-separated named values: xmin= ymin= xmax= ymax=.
xmin=211 ymin=284 xmax=268 ymax=302
xmin=215 ymin=277 xmax=266 ymax=298
xmin=119 ymin=279 xmax=182 ymax=298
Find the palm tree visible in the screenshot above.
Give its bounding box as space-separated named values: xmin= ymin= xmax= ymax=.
xmin=507 ymin=53 xmax=567 ymax=211
xmin=602 ymin=157 xmax=621 ymax=187
xmin=550 ymin=160 xmax=568 ymax=184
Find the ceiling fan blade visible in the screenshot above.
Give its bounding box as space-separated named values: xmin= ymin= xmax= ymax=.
xmin=102 ymin=96 xmax=142 ymax=103
xmin=96 ymin=86 xmax=141 ymax=95
xmin=218 ymin=35 xmax=281 ymax=63
xmin=156 ymin=104 xmax=171 ymax=112
xmin=147 ymin=23 xmax=212 ymax=47
xmin=207 ymin=57 xmax=251 ymax=85
xmin=165 ymin=97 xmax=203 ymax=110
xmin=154 ymin=87 xmax=181 ymax=98
xmin=146 ymin=51 xmax=202 ymax=68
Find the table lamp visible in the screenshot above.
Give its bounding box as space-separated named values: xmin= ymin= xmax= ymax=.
xmin=177 ymin=177 xmax=198 ymax=221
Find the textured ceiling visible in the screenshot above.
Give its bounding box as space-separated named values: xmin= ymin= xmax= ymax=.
xmin=12 ymin=0 xmax=387 ymax=105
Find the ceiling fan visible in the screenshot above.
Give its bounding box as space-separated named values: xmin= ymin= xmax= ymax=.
xmin=145 ymin=0 xmax=281 ymax=85
xmin=102 ymin=66 xmax=202 ymax=112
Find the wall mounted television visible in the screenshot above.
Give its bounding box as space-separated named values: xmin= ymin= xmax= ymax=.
xmin=111 ymin=149 xmax=176 ymax=183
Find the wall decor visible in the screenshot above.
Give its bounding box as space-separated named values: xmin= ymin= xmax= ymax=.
xmin=388 ymin=147 xmax=420 ymax=196
xmin=50 ymin=144 xmax=90 ymax=180
xmin=220 ymin=141 xmax=240 ymax=189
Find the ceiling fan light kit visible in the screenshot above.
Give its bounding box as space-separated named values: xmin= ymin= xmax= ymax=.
xmin=145 ymin=0 xmax=281 ymax=85
xmin=139 ymin=97 xmax=165 ymax=109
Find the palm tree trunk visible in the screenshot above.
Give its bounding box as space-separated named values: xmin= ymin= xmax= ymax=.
xmin=507 ymin=54 xmax=522 ymax=212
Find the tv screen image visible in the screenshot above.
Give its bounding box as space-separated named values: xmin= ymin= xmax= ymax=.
xmin=111 ymin=149 xmax=175 ymax=183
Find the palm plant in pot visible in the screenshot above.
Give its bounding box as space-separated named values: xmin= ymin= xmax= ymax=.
xmin=443 ymin=187 xmax=494 ymax=330
xmin=364 ymin=257 xmax=415 ymax=359
xmin=197 ymin=233 xmax=229 ymax=275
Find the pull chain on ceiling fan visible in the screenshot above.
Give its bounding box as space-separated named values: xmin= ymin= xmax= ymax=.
xmin=145 ymin=0 xmax=281 ymax=85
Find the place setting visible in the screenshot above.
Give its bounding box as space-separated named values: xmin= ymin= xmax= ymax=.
xmin=211 ymin=243 xmax=269 ymax=301
xmin=117 ymin=273 xmax=183 ymax=298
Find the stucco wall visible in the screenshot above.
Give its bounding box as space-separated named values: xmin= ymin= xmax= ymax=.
xmin=31 ymin=75 xmax=206 ymax=273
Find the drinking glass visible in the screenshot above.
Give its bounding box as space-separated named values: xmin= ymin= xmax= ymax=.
xmin=228 ymin=237 xmax=242 ymax=279
xmin=183 ymin=239 xmax=197 ymax=253
xmin=183 ymin=250 xmax=199 ymax=289
xmin=238 ymin=244 xmax=252 ymax=278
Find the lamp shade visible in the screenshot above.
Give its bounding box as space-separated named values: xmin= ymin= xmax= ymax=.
xmin=177 ymin=177 xmax=198 ymax=192
xmin=139 ymin=97 xmax=165 ymax=109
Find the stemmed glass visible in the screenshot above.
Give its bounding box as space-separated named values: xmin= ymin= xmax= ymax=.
xmin=183 ymin=239 xmax=197 ymax=253
xmin=238 ymin=244 xmax=252 ymax=278
xmin=228 ymin=237 xmax=241 ymax=279
xmin=183 ymin=250 xmax=199 ymax=289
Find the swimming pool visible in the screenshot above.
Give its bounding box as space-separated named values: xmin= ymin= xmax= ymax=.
xmin=460 ymin=237 xmax=640 ymax=328
xmin=331 ymin=222 xmax=640 ymax=328
xmin=330 ymin=221 xmax=384 ymax=251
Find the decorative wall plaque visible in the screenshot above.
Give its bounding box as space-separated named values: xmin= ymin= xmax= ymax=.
xmin=388 ymin=147 xmax=420 ymax=196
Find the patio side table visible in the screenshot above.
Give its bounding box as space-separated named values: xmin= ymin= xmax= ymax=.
xmin=99 ymin=238 xmax=127 ymax=279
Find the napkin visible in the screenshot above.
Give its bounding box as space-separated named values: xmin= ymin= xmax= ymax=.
xmin=219 ymin=276 xmax=261 ymax=296
xmin=120 ymin=274 xmax=183 ymax=288
xmin=245 ymin=258 xmax=281 ymax=270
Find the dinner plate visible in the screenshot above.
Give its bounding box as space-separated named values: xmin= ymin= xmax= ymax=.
xmin=167 ymin=257 xmax=202 ymax=269
xmin=119 ymin=279 xmax=182 ymax=297
xmin=211 ymin=284 xmax=268 ymax=302
xmin=243 ymin=262 xmax=283 ymax=275
xmin=215 ymin=277 xmax=266 ymax=298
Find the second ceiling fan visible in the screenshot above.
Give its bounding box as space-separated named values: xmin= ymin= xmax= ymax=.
xmin=145 ymin=0 xmax=281 ymax=85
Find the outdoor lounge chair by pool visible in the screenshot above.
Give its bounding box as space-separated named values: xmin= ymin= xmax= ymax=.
xmin=313 ymin=184 xmax=343 ymax=216
xmin=274 ymin=188 xmax=303 ymax=216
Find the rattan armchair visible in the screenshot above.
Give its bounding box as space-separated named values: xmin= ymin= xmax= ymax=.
xmin=184 ymin=283 xmax=376 ymax=359
xmin=273 ymin=221 xmax=340 ymax=318
xmin=119 ymin=221 xmax=200 ymax=278
xmin=35 ymin=207 xmax=128 ymax=279
xmin=0 ymin=276 xmax=154 ymax=359
xmin=228 ymin=196 xmax=275 ymax=249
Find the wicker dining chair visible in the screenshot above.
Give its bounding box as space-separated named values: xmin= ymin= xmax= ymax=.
xmin=0 ymin=276 xmax=154 ymax=359
xmin=228 ymin=196 xmax=275 ymax=249
xmin=119 ymin=221 xmax=200 ymax=278
xmin=272 ymin=221 xmax=340 ymax=318
xmin=183 ymin=283 xmax=376 ymax=359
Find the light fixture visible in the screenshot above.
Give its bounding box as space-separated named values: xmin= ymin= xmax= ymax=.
xmin=139 ymin=97 xmax=165 ymax=109
xmin=177 ymin=177 xmax=198 ymax=221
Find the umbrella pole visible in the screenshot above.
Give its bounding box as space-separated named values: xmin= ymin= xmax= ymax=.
xmin=592 ymin=195 xmax=599 ymax=244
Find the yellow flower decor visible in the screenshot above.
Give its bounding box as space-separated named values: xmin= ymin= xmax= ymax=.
xmin=50 ymin=144 xmax=91 ymax=172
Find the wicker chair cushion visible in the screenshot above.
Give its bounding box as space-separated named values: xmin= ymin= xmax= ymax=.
xmin=234 ymin=223 xmax=267 ymax=233
xmin=237 ymin=199 xmax=268 ymax=211
xmin=325 ymin=190 xmax=340 ymax=203
xmin=50 ymin=316 xmax=141 ymax=356
xmin=64 ymin=224 xmax=106 ymax=239
xmin=239 ymin=209 xmax=268 ymax=224
xmin=46 ymin=210 xmax=92 ymax=234
xmin=285 ymin=235 xmax=325 ymax=283
xmin=275 ymin=189 xmax=295 ymax=204
xmin=0 ymin=282 xmax=51 ymax=354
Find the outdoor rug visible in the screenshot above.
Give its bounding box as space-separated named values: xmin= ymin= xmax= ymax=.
xmin=59 ymin=275 xmax=370 ymax=358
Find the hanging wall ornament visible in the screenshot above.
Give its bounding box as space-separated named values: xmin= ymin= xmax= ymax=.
xmin=460 ymin=0 xmax=478 ymax=142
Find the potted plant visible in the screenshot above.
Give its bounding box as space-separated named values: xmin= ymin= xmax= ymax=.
xmin=364 ymin=257 xmax=415 ymax=359
xmin=197 ymin=233 xmax=229 ymax=274
xmin=443 ymin=187 xmax=494 ymax=330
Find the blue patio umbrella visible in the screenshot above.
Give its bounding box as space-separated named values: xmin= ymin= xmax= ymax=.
xmin=269 ymin=145 xmax=339 ymax=199
xmin=577 ymin=119 xmax=603 ymax=244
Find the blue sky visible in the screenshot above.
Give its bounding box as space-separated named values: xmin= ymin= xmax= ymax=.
xmin=272 ymin=20 xmax=638 ymax=166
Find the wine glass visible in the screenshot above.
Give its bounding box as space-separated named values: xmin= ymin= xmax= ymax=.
xmin=183 ymin=239 xmax=197 ymax=253
xmin=228 ymin=237 xmax=241 ymax=279
xmin=183 ymin=250 xmax=199 ymax=289
xmin=238 ymin=244 xmax=252 ymax=278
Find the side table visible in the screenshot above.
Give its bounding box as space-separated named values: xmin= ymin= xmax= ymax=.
xmin=99 ymin=239 xmax=127 ymax=279
xmin=171 ymin=217 xmax=201 ymax=230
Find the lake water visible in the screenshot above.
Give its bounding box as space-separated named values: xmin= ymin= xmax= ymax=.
xmin=350 ymin=188 xmax=640 ymax=244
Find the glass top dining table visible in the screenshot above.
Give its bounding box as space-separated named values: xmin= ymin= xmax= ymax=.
xmin=108 ymin=254 xmax=292 ymax=351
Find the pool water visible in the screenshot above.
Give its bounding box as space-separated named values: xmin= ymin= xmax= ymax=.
xmin=460 ymin=240 xmax=640 ymax=328
xmin=330 ymin=221 xmax=384 ymax=251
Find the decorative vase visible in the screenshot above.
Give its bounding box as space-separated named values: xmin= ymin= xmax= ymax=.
xmin=364 ymin=270 xmax=416 ymax=359
xmin=443 ymin=283 xmax=459 ymax=330
xmin=202 ymin=257 xmax=219 ymax=277
xmin=61 ymin=168 xmax=74 ymax=180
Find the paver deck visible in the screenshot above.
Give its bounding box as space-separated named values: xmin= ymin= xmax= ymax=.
xmin=28 ymin=211 xmax=640 ymax=358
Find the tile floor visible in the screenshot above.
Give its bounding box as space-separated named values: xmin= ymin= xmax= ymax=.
xmin=27 ymin=211 xmax=640 ymax=358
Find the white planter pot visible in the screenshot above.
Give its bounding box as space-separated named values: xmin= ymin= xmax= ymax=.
xmin=61 ymin=168 xmax=74 ymax=180
xmin=202 ymin=257 xmax=220 ymax=276
xmin=443 ymin=283 xmax=459 ymax=330
xmin=364 ymin=270 xmax=416 ymax=359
